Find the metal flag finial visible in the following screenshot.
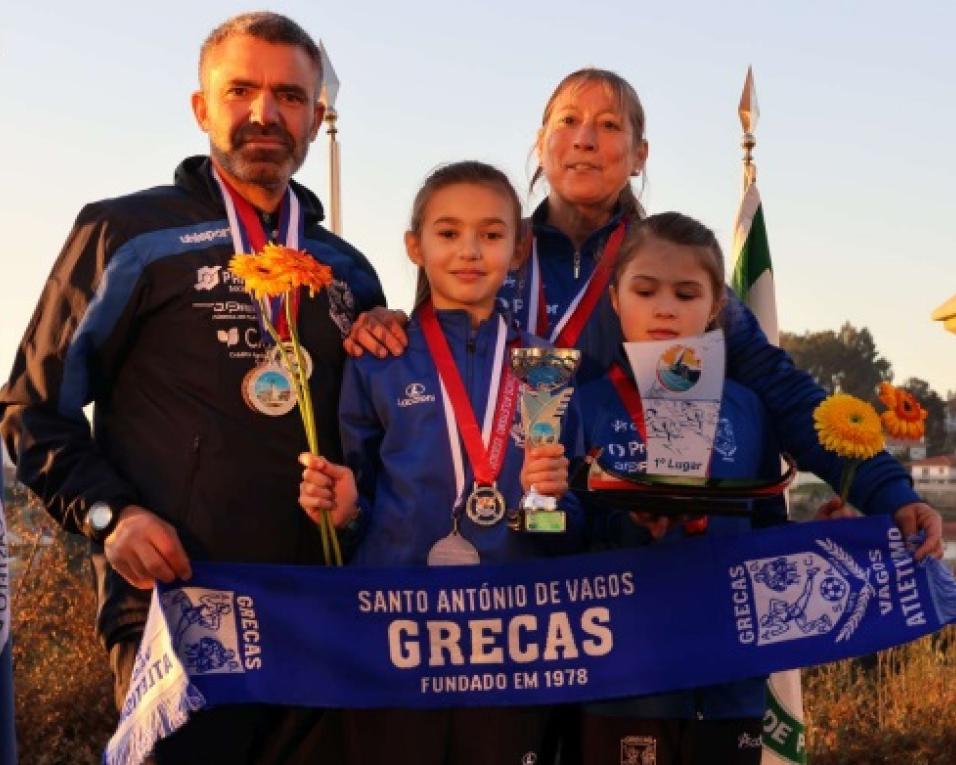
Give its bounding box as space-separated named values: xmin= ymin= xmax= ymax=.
xmin=317 ymin=40 xmax=340 ymax=111
xmin=318 ymin=40 xmax=342 ymax=234
xmin=739 ymin=66 xmax=759 ymax=188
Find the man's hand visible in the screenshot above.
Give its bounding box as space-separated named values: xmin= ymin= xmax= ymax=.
xmin=299 ymin=453 xmax=360 ymax=529
xmin=893 ymin=502 xmax=944 ymax=561
xmin=104 ymin=505 xmax=192 ymax=590
xmin=343 ymin=307 xmax=409 ymax=358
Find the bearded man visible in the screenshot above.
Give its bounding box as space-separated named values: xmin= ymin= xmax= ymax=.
xmin=0 ymin=12 xmax=383 ymax=762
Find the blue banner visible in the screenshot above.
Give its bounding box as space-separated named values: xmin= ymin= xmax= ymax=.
xmin=1 ymin=471 xmax=17 ymax=765
xmin=106 ymin=515 xmax=956 ymax=765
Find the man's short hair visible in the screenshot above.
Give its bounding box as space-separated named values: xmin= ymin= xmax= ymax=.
xmin=199 ymin=12 xmax=323 ymax=94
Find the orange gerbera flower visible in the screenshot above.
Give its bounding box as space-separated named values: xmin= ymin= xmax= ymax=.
xmin=261 ymin=244 xmax=334 ymax=296
xmin=877 ymin=382 xmax=928 ymax=440
xmin=228 ymin=252 xmax=289 ymax=299
xmin=229 ymin=244 xmax=334 ymax=299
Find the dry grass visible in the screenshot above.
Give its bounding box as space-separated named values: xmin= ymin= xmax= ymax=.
xmin=11 ymin=523 xmax=115 ymax=765
xmin=804 ymin=627 xmax=956 ymax=764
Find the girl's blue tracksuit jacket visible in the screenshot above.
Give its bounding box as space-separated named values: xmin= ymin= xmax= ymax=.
xmin=578 ymin=355 xmax=784 ymax=719
xmin=340 ymin=306 xmax=584 ymax=566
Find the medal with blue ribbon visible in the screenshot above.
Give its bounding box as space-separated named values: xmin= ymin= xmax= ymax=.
xmin=211 ymin=166 xmax=308 ymax=416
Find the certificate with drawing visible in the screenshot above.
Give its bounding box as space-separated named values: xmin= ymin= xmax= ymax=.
xmin=624 ymin=329 xmax=725 ymax=478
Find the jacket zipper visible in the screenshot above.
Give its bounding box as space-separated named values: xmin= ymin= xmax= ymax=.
xmin=180 ymin=435 xmax=202 ymax=523
xmin=573 ymin=251 xmax=581 ymax=279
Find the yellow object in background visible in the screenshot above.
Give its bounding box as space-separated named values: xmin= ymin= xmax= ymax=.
xmin=931 ymin=294 xmax=956 ymax=334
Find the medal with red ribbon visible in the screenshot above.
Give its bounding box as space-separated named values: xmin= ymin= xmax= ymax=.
xmin=419 ymin=301 xmax=521 ymax=534
xmin=527 ymin=220 xmax=628 ymax=348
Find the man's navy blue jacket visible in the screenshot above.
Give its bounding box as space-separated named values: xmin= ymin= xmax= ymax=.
xmin=0 ymin=156 xmax=385 ymax=646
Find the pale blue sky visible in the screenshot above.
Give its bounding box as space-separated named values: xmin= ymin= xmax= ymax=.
xmin=2 ymin=1 xmax=954 ymax=396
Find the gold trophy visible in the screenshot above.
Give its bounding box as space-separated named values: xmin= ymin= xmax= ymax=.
xmin=508 ymin=347 xmax=581 ymax=533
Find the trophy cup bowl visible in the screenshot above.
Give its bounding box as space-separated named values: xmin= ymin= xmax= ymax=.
xmin=510 ymin=347 xmax=581 ymax=397
xmin=508 ymin=347 xmax=581 ymax=532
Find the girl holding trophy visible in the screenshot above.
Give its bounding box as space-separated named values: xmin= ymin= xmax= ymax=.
xmin=577 ymin=211 xmax=782 ymax=765
xmin=298 ymin=161 xmax=582 ymax=764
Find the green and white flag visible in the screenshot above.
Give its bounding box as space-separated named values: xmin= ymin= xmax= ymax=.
xmin=732 ymin=183 xmax=806 ymax=764
xmin=732 ymin=182 xmax=778 ymax=344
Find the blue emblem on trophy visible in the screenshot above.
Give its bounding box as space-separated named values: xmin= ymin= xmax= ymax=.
xmin=508 ymin=347 xmax=580 ymax=533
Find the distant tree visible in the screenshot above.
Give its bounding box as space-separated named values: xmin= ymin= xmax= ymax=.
xmin=900 ymin=377 xmax=947 ymax=456
xmin=780 ymin=322 xmax=892 ymax=402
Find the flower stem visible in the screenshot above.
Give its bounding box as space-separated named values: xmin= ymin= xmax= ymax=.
xmin=839 ymin=460 xmax=859 ymax=504
xmin=259 ymin=297 xmax=336 ymax=566
xmin=285 ymin=294 xmax=343 ymax=567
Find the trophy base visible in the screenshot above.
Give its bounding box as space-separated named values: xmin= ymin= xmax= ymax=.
xmin=507 ymin=508 xmax=567 ymax=533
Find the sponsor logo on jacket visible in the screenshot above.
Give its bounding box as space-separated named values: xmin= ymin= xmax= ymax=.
xmin=397 ymin=382 xmax=436 ymax=408
xmin=180 ymin=227 xmax=230 ymax=245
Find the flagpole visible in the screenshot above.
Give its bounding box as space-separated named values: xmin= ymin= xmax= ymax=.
xmin=738 ymin=66 xmax=808 ymax=765
xmin=326 ymin=108 xmax=342 ymax=235
xmin=318 ymin=42 xmax=342 ymax=235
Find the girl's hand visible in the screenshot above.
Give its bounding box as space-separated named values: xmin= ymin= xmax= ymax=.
xmin=298 ymin=453 xmax=360 ymax=529
xmin=343 ymin=307 xmax=409 ymax=358
xmin=628 ymin=512 xmax=675 ymax=540
xmin=520 ymin=443 xmax=569 ymax=497
xmin=815 ymin=497 xmax=860 ymax=521
xmin=893 ymin=502 xmax=944 ymax=561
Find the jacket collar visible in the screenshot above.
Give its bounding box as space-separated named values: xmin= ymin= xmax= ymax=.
xmin=529 ymin=198 xmax=626 ymax=260
xmin=174 ymin=155 xmax=326 ymax=225
xmin=410 ymin=304 xmax=521 ymax=348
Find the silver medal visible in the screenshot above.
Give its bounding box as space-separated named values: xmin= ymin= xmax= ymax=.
xmin=427 ymin=518 xmax=480 ymax=566
xmin=464 ymin=483 xmax=506 ymax=527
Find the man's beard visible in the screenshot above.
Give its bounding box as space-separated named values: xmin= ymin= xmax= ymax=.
xmin=212 ymin=122 xmax=308 ymax=190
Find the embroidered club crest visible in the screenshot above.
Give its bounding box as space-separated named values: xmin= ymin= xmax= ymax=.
xmin=745 ymin=538 xmax=874 ymax=646
xmin=161 ymin=588 xmax=244 ymax=675
xmin=620 ymin=735 xmax=656 ymax=765
xmin=713 ymin=417 xmax=737 ymax=458
xmin=327 ymin=278 xmax=356 ymax=338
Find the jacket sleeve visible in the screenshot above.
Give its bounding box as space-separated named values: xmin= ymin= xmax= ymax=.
xmin=0 ymin=205 xmax=141 ymax=534
xmin=723 ymin=294 xmax=920 ymax=516
xmin=338 ymin=358 xmax=384 ymax=539
xmin=750 ymin=397 xmax=789 ymax=529
xmin=317 ymin=229 xmax=387 ymax=314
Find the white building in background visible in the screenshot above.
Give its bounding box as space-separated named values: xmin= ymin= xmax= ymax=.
xmin=910 ymin=455 xmax=956 ymax=487
xmin=886 ymin=437 xmax=927 ymax=463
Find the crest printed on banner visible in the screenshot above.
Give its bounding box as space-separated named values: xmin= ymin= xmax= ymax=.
xmin=745 ymin=538 xmax=874 ymax=646
xmin=160 ymin=588 xmax=244 ymax=675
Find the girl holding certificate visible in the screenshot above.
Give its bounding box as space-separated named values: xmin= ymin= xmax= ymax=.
xmin=578 ymin=212 xmax=781 ymax=764
xmin=298 ymin=161 xmax=582 ymax=764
